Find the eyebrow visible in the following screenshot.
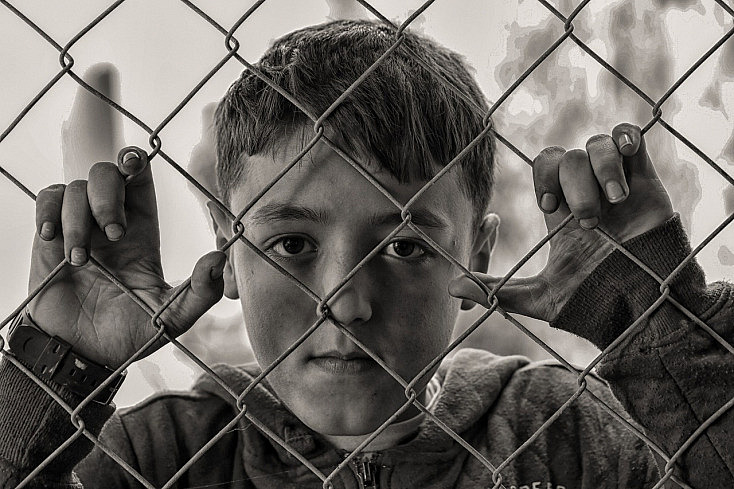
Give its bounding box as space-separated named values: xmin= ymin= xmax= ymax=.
xmin=247 ymin=203 xmax=448 ymax=230
xmin=248 ymin=203 xmax=329 ymax=226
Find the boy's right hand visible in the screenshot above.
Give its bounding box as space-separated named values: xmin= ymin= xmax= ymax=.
xmin=26 ymin=65 xmax=226 ymax=370
xmin=29 ymin=154 xmax=226 ymax=370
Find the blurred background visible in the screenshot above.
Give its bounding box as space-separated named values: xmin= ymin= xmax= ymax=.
xmin=1 ymin=0 xmax=732 ymax=407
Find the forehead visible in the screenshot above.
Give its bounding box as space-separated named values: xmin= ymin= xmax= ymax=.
xmin=229 ymin=136 xmax=475 ymax=234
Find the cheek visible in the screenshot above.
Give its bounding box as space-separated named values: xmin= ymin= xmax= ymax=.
xmin=233 ymin=248 xmax=315 ymax=365
xmin=376 ymin=265 xmax=460 ymax=372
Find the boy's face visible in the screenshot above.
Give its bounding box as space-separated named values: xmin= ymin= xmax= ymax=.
xmin=215 ymin=136 xmax=493 ymax=436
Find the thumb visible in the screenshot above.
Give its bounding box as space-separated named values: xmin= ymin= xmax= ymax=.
xmin=160 ymin=251 xmax=226 ymax=337
xmin=448 ymin=272 xmax=549 ymax=321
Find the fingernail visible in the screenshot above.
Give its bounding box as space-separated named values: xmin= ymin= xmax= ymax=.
xmin=605 ymin=181 xmax=626 ymax=202
xmin=618 ymin=133 xmax=633 ymax=150
xmin=70 ymin=247 xmax=88 ymax=266
xmin=122 ymin=151 xmax=140 ymax=166
xmin=540 ymin=193 xmax=558 ymax=212
xmin=121 ymin=150 xmax=144 ymax=174
xmin=579 ymin=217 xmax=599 ymax=230
xmin=40 ymin=222 xmax=55 ymax=240
xmin=105 ymin=223 xmax=124 ymax=241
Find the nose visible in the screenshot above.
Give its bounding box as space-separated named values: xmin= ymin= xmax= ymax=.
xmin=318 ymin=254 xmax=373 ymax=327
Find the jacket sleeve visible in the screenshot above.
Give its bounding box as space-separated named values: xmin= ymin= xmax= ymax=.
xmin=0 ymin=358 xmax=114 ymax=489
xmin=550 ymin=214 xmax=734 ymax=487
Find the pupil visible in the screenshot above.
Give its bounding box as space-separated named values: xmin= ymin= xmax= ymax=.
xmin=393 ymin=241 xmax=415 ymax=257
xmin=283 ymin=238 xmax=304 ymax=254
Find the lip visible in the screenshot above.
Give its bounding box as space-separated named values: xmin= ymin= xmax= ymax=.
xmin=309 ymin=352 xmax=377 ymax=375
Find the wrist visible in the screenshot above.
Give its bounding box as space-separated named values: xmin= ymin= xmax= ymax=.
xmin=550 ymin=214 xmax=711 ymax=350
xmin=7 ymin=309 xmax=126 ymax=405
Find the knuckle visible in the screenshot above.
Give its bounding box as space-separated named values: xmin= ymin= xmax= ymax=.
xmin=91 ymin=207 xmax=124 ymax=231
xmin=61 ymin=220 xmax=90 ymax=241
xmin=534 ymin=181 xmax=556 ymax=197
xmin=91 ymin=199 xmax=119 ymax=219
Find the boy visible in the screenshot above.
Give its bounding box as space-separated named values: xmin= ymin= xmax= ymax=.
xmin=0 ymin=19 xmax=732 ymax=489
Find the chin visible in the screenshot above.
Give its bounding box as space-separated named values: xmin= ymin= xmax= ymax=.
xmin=298 ymin=403 xmax=391 ymax=436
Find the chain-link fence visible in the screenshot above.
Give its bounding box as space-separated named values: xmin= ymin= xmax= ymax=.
xmin=1 ymin=0 xmax=733 ymax=488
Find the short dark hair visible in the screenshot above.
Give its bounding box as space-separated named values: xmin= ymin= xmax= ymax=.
xmin=215 ymin=19 xmax=494 ymax=224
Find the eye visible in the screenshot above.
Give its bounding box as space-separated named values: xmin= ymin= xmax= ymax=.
xmin=383 ymin=239 xmax=426 ymax=259
xmin=269 ymin=236 xmax=315 ymax=257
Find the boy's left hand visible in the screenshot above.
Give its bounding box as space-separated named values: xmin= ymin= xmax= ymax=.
xmin=449 ymin=123 xmax=674 ymax=322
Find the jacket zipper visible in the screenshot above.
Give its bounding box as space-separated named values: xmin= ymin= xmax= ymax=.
xmin=351 ymin=455 xmax=380 ymax=489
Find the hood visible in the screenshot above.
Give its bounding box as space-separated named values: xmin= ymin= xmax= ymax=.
xmin=192 ymin=348 xmax=530 ymax=469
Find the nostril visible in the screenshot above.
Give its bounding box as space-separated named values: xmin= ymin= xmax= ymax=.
xmin=317 ymin=301 xmax=331 ymax=318
xmin=322 ymin=287 xmax=373 ymax=327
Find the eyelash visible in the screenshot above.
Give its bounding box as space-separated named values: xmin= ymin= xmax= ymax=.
xmin=381 ymin=238 xmax=430 ymax=261
xmin=266 ymin=235 xmax=316 ymax=260
xmin=265 ymin=236 xmax=432 ymax=262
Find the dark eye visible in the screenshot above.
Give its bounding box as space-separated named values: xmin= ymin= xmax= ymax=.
xmin=270 ymin=236 xmax=314 ymax=256
xmin=392 ymin=241 xmax=415 ymax=257
xmin=384 ymin=240 xmax=425 ymax=259
xmin=282 ymin=237 xmax=304 ymax=254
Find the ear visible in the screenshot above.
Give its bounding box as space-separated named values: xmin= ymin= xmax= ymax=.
xmin=206 ymin=201 xmax=240 ymax=300
xmin=461 ymin=213 xmax=500 ymax=311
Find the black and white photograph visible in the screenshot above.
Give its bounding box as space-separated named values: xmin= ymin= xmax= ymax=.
xmin=0 ymin=1 xmax=732 ymax=487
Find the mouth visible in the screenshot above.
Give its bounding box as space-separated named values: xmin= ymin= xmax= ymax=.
xmin=309 ymin=350 xmax=378 ymax=375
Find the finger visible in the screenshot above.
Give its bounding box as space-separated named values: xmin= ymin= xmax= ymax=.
xmin=87 ymin=161 xmax=126 ymax=241
xmin=160 ymin=251 xmax=226 ymax=336
xmin=611 ymin=123 xmax=658 ymax=179
xmin=116 ymin=146 xmax=157 ymax=217
xmin=448 ymin=273 xmax=548 ymax=321
xmin=532 ymin=146 xmax=564 ymax=214
xmin=586 ymin=134 xmax=628 ymax=204
xmin=611 ymin=123 xmax=642 ymax=157
xmin=559 ymin=149 xmax=601 ymax=229
xmin=35 ymin=184 xmax=66 ymax=241
xmin=61 ymin=180 xmax=94 ymax=266
xmin=62 ymin=63 xmax=124 ymax=182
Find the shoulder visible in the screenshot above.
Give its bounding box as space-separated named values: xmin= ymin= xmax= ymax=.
xmin=99 ymin=387 xmax=236 ymax=454
xmin=488 ymin=360 xmax=659 ymax=485
xmin=113 ymin=361 xmax=262 ymax=426
xmin=106 ymin=362 xmax=264 ymax=453
xmin=80 ymin=382 xmax=242 ymax=487
xmin=501 ymin=359 xmax=624 ymax=423
xmin=512 ymin=360 xmax=609 ymax=397
xmin=488 ymin=359 xmax=652 ymax=456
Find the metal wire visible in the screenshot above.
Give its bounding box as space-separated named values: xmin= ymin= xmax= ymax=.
xmin=0 ymin=1 xmax=732 ymax=488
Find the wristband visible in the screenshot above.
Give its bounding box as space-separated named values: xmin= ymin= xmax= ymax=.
xmin=6 ymin=309 xmax=125 ymax=404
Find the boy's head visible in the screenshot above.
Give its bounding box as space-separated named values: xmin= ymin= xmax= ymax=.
xmin=215 ymin=19 xmax=494 ymax=226
xmin=209 ymin=19 xmax=498 ymax=436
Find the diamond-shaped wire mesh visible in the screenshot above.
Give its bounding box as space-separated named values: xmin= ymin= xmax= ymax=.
xmin=1 ymin=1 xmax=733 ymax=488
